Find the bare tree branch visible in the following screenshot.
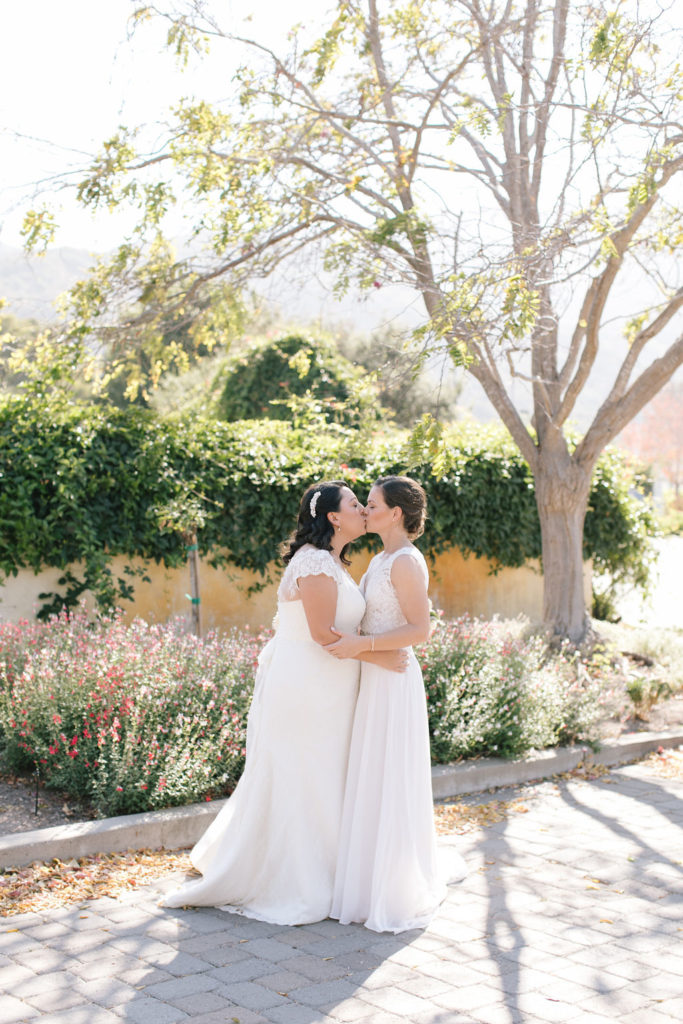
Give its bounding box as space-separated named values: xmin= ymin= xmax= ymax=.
xmin=531 ymin=0 xmax=569 ymax=202
xmin=467 ymin=341 xmax=539 ymax=470
xmin=576 ymin=331 xmax=683 ymax=466
xmin=556 ymin=154 xmax=683 ymax=424
xmin=611 ymin=287 xmax=683 ymax=400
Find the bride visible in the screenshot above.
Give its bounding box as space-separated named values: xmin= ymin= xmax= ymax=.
xmin=161 ymin=480 xmax=406 ymax=924
xmin=327 ymin=475 xmax=466 ymax=933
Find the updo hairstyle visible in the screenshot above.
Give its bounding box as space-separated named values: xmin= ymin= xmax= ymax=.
xmin=282 ymin=480 xmax=352 ymax=566
xmin=374 ymin=475 xmax=427 ymax=538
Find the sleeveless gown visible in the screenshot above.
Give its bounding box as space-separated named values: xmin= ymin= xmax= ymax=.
xmin=331 ymin=545 xmax=461 ymax=933
xmin=162 ymin=545 xmax=365 ymax=924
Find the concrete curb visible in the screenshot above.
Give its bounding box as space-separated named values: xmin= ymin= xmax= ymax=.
xmin=431 ymin=728 xmax=683 ymax=797
xmin=2 ymin=728 xmax=682 ymax=869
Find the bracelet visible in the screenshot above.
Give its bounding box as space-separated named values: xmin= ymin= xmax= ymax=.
xmin=370 ymin=635 xmax=375 ymax=652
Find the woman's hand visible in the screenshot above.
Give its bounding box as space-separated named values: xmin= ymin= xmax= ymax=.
xmin=376 ymin=649 xmax=409 ymax=673
xmin=325 ymin=629 xmax=409 ymax=672
xmin=325 ymin=628 xmax=367 ymax=659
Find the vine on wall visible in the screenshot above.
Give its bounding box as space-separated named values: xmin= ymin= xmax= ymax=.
xmin=0 ymin=398 xmax=654 ymax=616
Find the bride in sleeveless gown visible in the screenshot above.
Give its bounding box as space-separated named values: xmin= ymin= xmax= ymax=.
xmin=161 ymin=481 xmax=406 ymax=924
xmin=328 ymin=476 xmax=466 ymax=933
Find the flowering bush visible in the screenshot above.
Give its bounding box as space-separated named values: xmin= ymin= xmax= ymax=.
xmin=418 ymin=616 xmax=624 ymax=762
xmin=0 ymin=609 xmax=264 ymax=816
xmin=0 ymin=610 xmax=625 ymax=817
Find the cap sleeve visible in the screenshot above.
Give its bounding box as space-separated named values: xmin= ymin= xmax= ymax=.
xmin=278 ymin=546 xmax=342 ymax=601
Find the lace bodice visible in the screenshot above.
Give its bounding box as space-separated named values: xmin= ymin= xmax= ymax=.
xmin=360 ymin=545 xmax=429 ymax=635
xmin=277 ymin=544 xmax=350 ymax=602
xmin=275 ymin=544 xmax=365 ymax=642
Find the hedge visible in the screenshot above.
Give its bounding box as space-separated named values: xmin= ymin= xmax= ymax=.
xmin=0 ymin=396 xmax=654 ymax=616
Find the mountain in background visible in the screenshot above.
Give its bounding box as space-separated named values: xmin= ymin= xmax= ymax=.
xmin=0 ymin=243 xmax=95 ymax=320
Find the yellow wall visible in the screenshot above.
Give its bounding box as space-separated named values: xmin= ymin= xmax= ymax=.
xmin=0 ymin=548 xmax=592 ymax=629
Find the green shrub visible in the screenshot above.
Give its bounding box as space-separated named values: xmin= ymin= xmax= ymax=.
xmin=0 ymin=398 xmax=655 ymax=617
xmin=591 ymin=587 xmax=621 ymax=623
xmin=658 ymin=498 xmax=683 ymax=537
xmin=625 ymin=676 xmax=673 ymax=719
xmin=215 ymin=334 xmax=378 ymax=427
xmin=0 ymin=609 xmax=261 ymax=816
xmin=586 ymin=449 xmax=658 ymax=605
xmin=418 ymin=616 xmax=624 ymax=761
xmin=1 ymin=611 xmax=627 ymax=816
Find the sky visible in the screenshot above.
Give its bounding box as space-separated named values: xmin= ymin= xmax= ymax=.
xmin=1 ymin=0 xmax=432 ymax=370
xmin=2 ymin=0 xmax=680 ymax=423
xmin=1 ymin=0 xmax=324 ymax=250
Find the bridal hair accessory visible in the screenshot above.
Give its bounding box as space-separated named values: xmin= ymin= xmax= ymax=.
xmin=309 ymin=490 xmax=321 ymax=519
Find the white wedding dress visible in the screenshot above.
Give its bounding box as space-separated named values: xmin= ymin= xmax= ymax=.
xmin=162 ymin=545 xmax=364 ymax=924
xmin=331 ymin=545 xmax=462 ymax=933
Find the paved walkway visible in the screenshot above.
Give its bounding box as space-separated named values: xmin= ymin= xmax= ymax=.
xmin=1 ymin=760 xmax=682 ymax=1024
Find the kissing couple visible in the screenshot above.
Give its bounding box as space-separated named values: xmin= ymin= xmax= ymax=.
xmin=162 ymin=476 xmax=466 ymax=933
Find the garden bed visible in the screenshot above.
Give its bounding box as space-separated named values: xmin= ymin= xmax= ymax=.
xmin=2 ymin=610 xmax=681 ymax=825
xmin=3 ymin=693 xmax=682 ymax=838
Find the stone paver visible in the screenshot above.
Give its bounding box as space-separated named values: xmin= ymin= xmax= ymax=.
xmin=2 ymin=761 xmax=683 ymax=1023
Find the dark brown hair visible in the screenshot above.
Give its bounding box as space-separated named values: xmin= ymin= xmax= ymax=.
xmin=281 ymin=480 xmax=352 ymax=565
xmin=374 ymin=475 xmax=427 ymax=538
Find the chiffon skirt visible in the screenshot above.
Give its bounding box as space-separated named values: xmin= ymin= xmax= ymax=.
xmin=161 ymin=630 xmax=360 ymax=924
xmin=331 ymin=652 xmax=460 ymax=933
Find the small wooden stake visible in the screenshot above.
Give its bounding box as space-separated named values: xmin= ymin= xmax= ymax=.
xmin=186 ymin=532 xmax=201 ymax=637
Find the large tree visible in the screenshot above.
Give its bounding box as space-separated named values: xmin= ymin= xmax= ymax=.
xmin=24 ymin=0 xmax=683 ymax=640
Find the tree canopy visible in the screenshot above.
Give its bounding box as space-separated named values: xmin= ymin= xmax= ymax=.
xmin=19 ymin=0 xmax=683 ymax=639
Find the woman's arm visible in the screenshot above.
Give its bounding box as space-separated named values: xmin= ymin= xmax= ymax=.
xmin=298 ymin=573 xmax=339 ymax=645
xmin=298 ymin=573 xmax=407 ymax=671
xmin=359 ymin=649 xmax=408 ymax=672
xmin=326 ymin=555 xmax=430 ymax=658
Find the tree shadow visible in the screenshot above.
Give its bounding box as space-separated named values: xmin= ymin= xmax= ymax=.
xmin=16 ymin=769 xmax=679 ymax=1024
xmin=553 ymin=769 xmax=683 ymax=887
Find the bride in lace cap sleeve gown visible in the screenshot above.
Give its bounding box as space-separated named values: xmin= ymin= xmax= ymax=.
xmin=327 ymin=476 xmax=467 ymax=934
xmin=161 ymin=480 xmax=407 ymax=925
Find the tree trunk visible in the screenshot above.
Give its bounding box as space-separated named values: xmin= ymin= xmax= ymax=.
xmin=534 ymin=441 xmax=593 ymax=643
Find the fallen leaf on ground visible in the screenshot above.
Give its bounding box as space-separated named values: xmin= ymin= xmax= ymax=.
xmin=434 ymin=798 xmax=529 ymax=834
xmin=5 ymin=748 xmax=675 ymax=917
xmin=0 ymin=848 xmax=194 ymax=917
xmin=637 ymin=745 xmax=683 ymax=780
xmin=555 ymin=762 xmax=611 ymax=783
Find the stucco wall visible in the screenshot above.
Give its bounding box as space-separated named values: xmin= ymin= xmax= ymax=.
xmin=0 ymin=548 xmax=592 ymax=629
